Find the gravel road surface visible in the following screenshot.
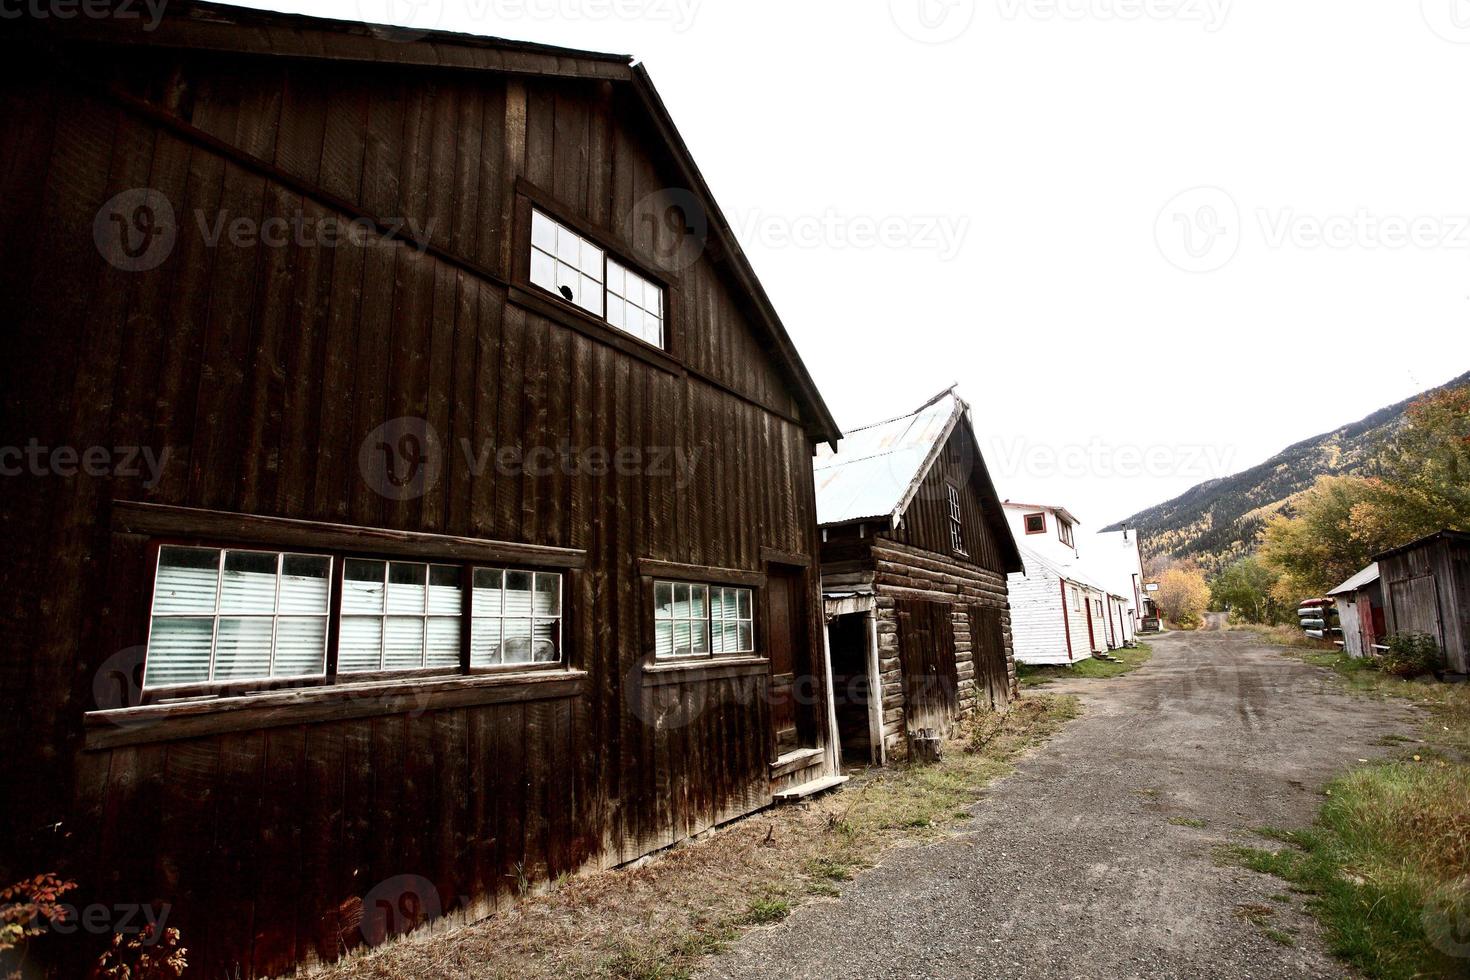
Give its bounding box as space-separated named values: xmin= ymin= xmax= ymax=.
xmin=698 ymin=630 xmax=1420 ymax=980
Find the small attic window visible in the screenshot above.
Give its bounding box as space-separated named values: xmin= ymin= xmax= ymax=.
xmin=1024 ymin=512 xmax=1046 ymax=535
xmin=530 ymin=208 xmax=666 ymax=349
xmin=947 ymin=483 xmax=966 ymax=556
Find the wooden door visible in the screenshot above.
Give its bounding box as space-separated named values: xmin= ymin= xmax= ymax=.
xmin=765 ymin=566 xmax=803 ymax=757
xmin=896 ymin=599 xmax=958 ymax=736
xmin=1390 ymin=575 xmax=1442 ymax=643
xmin=969 ymin=604 xmax=1010 ymax=711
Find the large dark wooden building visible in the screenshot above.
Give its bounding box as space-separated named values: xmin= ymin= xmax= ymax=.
xmin=813 ymin=390 xmax=1023 ymax=763
xmin=0 ymin=6 xmax=844 ymax=975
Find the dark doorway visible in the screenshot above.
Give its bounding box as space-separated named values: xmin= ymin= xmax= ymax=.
xmin=765 ymin=564 xmax=815 ymax=759
xmin=829 ymin=612 xmax=873 ymax=763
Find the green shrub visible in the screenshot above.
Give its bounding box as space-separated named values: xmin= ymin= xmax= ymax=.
xmin=1378 ymin=633 xmax=1443 ymax=679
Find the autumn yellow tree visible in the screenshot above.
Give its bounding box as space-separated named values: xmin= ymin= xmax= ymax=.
xmin=1154 ymin=566 xmax=1210 ymax=628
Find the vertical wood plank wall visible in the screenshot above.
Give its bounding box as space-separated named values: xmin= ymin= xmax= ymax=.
xmin=0 ymin=44 xmax=827 ymax=978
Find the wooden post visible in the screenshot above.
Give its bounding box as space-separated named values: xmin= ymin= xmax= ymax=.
xmin=866 ymin=609 xmax=886 ymax=766
xmin=821 ymin=616 xmax=843 ymax=777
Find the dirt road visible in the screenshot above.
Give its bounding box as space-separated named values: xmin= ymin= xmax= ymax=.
xmin=699 ymin=630 xmax=1420 ymax=980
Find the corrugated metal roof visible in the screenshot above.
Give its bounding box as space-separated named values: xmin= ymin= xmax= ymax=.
xmin=813 ymin=390 xmax=961 ymax=527
xmin=1328 ymin=562 xmax=1380 ymax=596
xmin=1016 ymin=544 xmax=1114 ymax=596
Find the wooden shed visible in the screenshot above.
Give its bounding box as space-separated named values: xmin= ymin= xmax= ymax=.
xmin=1373 ymin=530 xmax=1470 ymax=676
xmin=814 ymin=389 xmax=1023 ymax=764
xmin=1327 ymin=562 xmax=1384 ymax=659
xmin=0 ymin=6 xmax=844 ymax=976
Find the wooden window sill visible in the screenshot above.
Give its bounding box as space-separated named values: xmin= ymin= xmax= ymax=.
xmin=641 ymin=656 xmax=770 ymax=687
xmin=507 ymin=285 xmax=685 ymax=378
xmin=83 ymin=668 xmax=587 ymax=751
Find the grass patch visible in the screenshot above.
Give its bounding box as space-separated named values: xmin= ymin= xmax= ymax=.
xmin=317 ymin=694 xmax=1081 ymax=980
xmin=1168 ymin=816 xmax=1207 ymax=829
xmin=1221 ymin=761 xmax=1470 ymax=979
xmin=1228 ymin=623 xmax=1339 ymax=651
xmin=1017 ymin=643 xmax=1153 ymax=687
xmin=1223 ymin=643 xmax=1470 ymax=978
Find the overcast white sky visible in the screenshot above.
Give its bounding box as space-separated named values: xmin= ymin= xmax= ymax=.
xmin=230 ymin=0 xmax=1470 ymax=528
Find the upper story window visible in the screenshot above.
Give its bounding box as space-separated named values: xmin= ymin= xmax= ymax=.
xmin=1058 ymin=518 xmax=1075 ymax=548
xmin=654 ymin=581 xmax=754 ymax=660
xmin=1024 ymin=512 xmax=1046 ymax=535
xmin=947 ymin=483 xmax=966 ymax=556
xmin=530 ymin=209 xmax=666 ymax=349
xmin=144 ymin=546 xmax=565 ymax=693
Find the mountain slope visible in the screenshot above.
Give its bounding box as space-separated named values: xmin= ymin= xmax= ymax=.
xmin=1105 ymin=371 xmax=1470 ymax=573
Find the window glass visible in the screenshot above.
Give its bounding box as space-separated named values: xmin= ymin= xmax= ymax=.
xmin=471 ymin=568 xmax=562 ymax=668
xmin=530 ymin=210 xmax=604 ymax=316
xmin=145 ymin=548 xmax=331 ymax=688
xmin=660 ymin=581 xmax=753 ymax=659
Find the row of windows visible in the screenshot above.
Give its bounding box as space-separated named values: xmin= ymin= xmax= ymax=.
xmin=142 ymin=547 xmax=759 ymax=692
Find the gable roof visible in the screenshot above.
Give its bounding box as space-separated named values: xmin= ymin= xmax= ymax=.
xmin=1328 ymin=563 xmax=1380 ymax=597
xmin=27 ymin=1 xmax=840 ymax=444
xmin=814 ymin=388 xmax=1022 ymax=571
xmin=1372 ymin=529 xmax=1470 ymax=563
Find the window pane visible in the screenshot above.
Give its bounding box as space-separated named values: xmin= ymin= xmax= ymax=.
xmin=280 ymin=555 xmax=331 ymax=614
xmin=144 ymin=616 xmax=213 ymax=686
xmin=505 ymin=571 xmax=534 ymax=617
xmin=607 ymin=296 xmax=625 ymax=329
xmin=385 ymin=617 xmax=425 ymax=669
xmin=275 ymin=617 xmax=328 ymax=677
xmin=534 ymin=573 xmax=560 ymax=616
xmin=530 ymin=248 xmax=556 ymax=292
xmin=673 ymin=584 xmax=690 ymax=619
xmin=470 ymin=618 xmax=503 ymax=667
xmin=606 ymin=261 xmax=624 ymax=296
xmin=502 ymin=618 xmax=533 ymax=664
xmin=532 ymin=619 xmax=558 ymax=662
xmin=153 ymin=547 xmax=219 ymax=613
xmin=710 ymin=587 xmax=728 ymax=621
xmin=655 ymin=621 xmax=673 ymax=658
xmin=426 ymin=617 xmax=461 ymax=668
xmin=579 ymin=240 xmax=604 ymax=279
xmin=691 ymin=586 xmax=707 ymax=618
xmin=737 ymin=621 xmax=753 ymax=652
xmin=691 ymin=621 xmax=709 ymax=655
xmin=654 ymin=582 xmax=673 ymax=619
xmin=711 ymin=621 xmax=724 ymax=655
xmin=387 ymin=563 xmax=427 ymax=614
xmin=555 ymin=224 xmax=580 ymax=264
xmin=625 ymin=305 xmax=643 ymax=340
xmin=674 ymin=620 xmax=691 ymax=656
xmin=736 ymin=589 xmax=751 ymax=620
xmin=214 ymin=617 xmax=273 ymax=680
xmin=338 ymin=616 xmax=383 ymax=673
xmin=220 ymin=551 xmax=279 ymax=613
xmin=473 ymin=568 xmax=503 ymax=616
xmin=556 ymin=262 xmax=579 ymax=302
xmin=343 ymin=559 xmax=386 ymax=614
xmin=531 ymin=210 xmax=556 ymax=253
xmin=722 ymin=620 xmax=739 ymax=654
xmin=577 ymin=275 xmax=603 ymax=315
xmin=427 ymin=566 xmax=463 ymax=615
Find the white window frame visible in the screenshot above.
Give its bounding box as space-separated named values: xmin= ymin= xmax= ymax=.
xmin=654 ymin=580 xmax=755 ymax=661
xmin=144 ymin=546 xmax=333 ymax=689
xmin=529 ymin=208 xmax=666 ymax=350
xmin=470 ymin=568 xmax=564 ymax=668
xmin=338 ymin=559 xmax=466 ymax=674
xmin=947 ymin=483 xmax=966 ymax=556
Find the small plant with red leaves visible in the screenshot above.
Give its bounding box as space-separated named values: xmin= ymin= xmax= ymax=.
xmin=1 ymin=873 xmax=79 ymax=979
xmin=91 ymin=923 xmax=188 ymax=979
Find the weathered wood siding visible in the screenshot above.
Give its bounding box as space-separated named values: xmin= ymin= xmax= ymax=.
xmin=1379 ymin=537 xmax=1469 ymax=674
xmin=0 ymin=34 xmax=828 ymax=979
xmin=885 ymin=426 xmax=1007 ymax=570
